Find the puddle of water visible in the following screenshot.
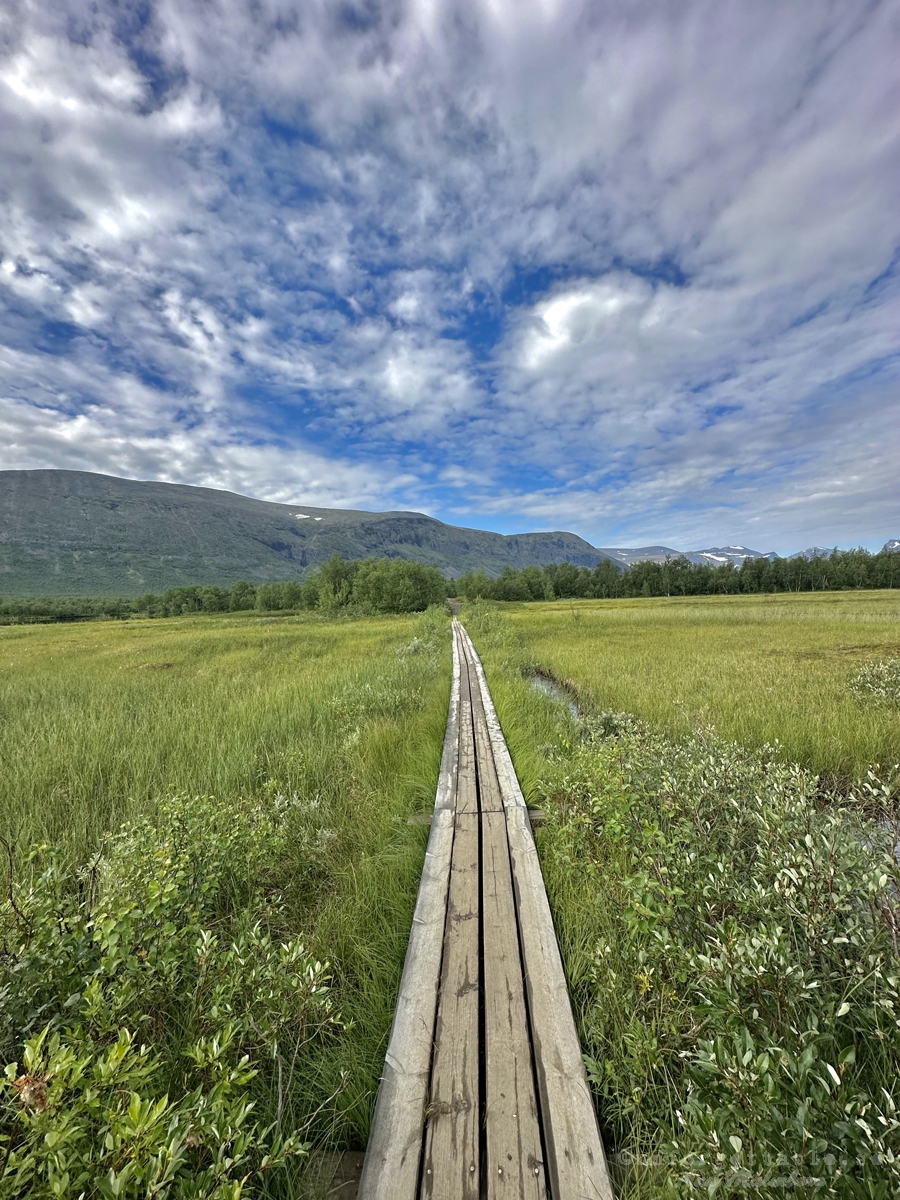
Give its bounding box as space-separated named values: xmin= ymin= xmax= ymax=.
xmin=529 ymin=674 xmax=580 ymax=718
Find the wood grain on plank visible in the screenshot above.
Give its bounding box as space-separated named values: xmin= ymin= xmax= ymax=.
xmin=468 ymin=644 xmax=547 ymax=1200
xmin=481 ymin=807 xmax=548 ymax=1200
xmin=420 ymin=812 xmax=480 ymax=1198
xmin=455 ymin=634 xmax=478 ymax=818
xmin=460 ymin=628 xmax=526 ymax=812
xmin=358 ymin=632 xmax=462 ymax=1200
xmin=421 ymin=650 xmax=481 ymax=1198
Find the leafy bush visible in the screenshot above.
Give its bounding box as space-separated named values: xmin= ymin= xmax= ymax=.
xmin=851 ymin=659 xmax=900 ymax=706
xmin=350 ymin=558 xmax=447 ymax=613
xmin=255 ymin=581 xmax=305 ymax=612
xmin=537 ymin=716 xmax=900 ymax=1197
xmin=0 ymin=794 xmax=338 ymax=1197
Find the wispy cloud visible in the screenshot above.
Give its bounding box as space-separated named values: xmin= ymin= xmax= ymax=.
xmin=0 ymin=0 xmax=897 ymax=551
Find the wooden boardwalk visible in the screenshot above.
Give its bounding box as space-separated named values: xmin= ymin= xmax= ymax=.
xmin=358 ymin=621 xmax=614 ymax=1200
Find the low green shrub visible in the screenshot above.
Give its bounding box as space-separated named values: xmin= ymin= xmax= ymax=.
xmin=0 ymin=794 xmax=338 ymax=1197
xmin=851 ymin=659 xmax=900 ymax=707
xmin=537 ymin=717 xmax=900 ymax=1196
xmin=0 ymin=606 xmax=453 ymax=1193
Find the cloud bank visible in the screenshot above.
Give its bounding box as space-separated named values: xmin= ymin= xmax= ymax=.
xmin=1 ymin=0 xmax=897 ymax=550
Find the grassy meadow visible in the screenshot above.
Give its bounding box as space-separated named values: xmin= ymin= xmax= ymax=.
xmin=465 ymin=594 xmax=900 ymax=1198
xmin=499 ymin=589 xmax=900 ymax=780
xmin=0 ymin=609 xmax=451 ymax=1196
xmin=0 ymin=610 xmax=449 ymax=859
xmin=4 ymin=589 xmax=900 ymax=1197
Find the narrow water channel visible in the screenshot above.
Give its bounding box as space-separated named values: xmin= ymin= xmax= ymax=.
xmin=529 ymin=672 xmax=580 ymax=718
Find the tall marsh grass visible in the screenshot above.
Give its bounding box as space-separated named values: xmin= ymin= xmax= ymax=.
xmin=0 ymin=612 xmax=444 ymax=858
xmin=500 ymin=590 xmax=900 ymax=780
xmin=0 ymin=608 xmax=451 ymax=1195
xmin=465 ymin=599 xmax=900 ymax=1198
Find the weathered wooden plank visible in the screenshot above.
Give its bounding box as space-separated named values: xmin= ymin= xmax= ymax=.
xmin=460 ymin=627 xmax=525 ymax=811
xmin=455 ymin=634 xmax=478 ymax=819
xmin=420 ymin=812 xmax=480 ymax=1199
xmin=468 ymin=645 xmax=547 ymax=1200
xmin=420 ymin=649 xmax=481 ymax=1198
xmin=358 ymin=631 xmax=463 ymax=1200
xmin=505 ymin=807 xmax=614 ymax=1200
xmin=460 ymin=626 xmax=616 ymax=1200
xmin=434 ymin=627 xmax=462 ymax=813
xmin=481 ymin=808 xmax=548 ymax=1200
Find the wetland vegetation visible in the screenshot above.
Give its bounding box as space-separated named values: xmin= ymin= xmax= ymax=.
xmin=0 ymin=608 xmax=450 ymax=1196
xmin=2 ymin=590 xmax=899 ymax=1197
xmin=465 ymin=593 xmax=900 ymax=1197
xmin=497 ymin=590 xmax=900 ymax=779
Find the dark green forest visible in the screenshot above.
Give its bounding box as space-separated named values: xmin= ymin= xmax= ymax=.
xmin=1 ymin=547 xmax=898 ymax=622
xmin=456 ymin=546 xmax=900 ymax=601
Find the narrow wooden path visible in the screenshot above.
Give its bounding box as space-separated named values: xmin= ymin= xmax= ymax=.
xmin=359 ymin=621 xmax=614 ymax=1200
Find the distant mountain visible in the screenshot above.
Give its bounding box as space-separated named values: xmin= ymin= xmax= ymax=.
xmin=0 ymin=470 xmax=619 ymax=596
xmin=595 ymin=545 xmax=682 ymax=566
xmin=0 ymin=470 xmax=888 ymax=597
xmin=690 ymin=545 xmax=778 ymax=567
xmin=597 ymin=544 xmax=776 ymax=568
xmin=610 ymin=543 xmax=897 ymax=567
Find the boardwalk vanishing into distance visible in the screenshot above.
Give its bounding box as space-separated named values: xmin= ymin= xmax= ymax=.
xmin=359 ymin=620 xmax=614 ymax=1200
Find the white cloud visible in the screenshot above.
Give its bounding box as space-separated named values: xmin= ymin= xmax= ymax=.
xmin=0 ymin=380 xmax=399 ymax=511
xmin=0 ymin=0 xmax=897 ymax=550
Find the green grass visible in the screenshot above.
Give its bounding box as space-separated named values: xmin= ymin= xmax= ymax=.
xmin=464 ymin=597 xmax=900 ymax=1197
xmin=0 ymin=611 xmax=445 ymax=858
xmin=0 ymin=608 xmax=451 ymax=1194
xmin=5 ymin=590 xmax=900 ymax=1196
xmin=497 ymin=590 xmax=900 ymax=780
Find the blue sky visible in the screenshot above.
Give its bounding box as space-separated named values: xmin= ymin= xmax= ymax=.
xmin=0 ymin=0 xmax=898 ymax=554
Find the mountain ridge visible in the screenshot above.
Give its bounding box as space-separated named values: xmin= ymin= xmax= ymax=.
xmin=0 ymin=469 xmax=616 ymax=596
xmin=597 ymin=543 xmax=780 ymax=568
xmin=0 ymin=470 xmax=893 ymax=596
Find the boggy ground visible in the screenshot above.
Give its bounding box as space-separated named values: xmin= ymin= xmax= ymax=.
xmin=494 ymin=589 xmax=900 ymax=780
xmin=465 ymin=596 xmax=900 ymax=1199
xmin=0 ymin=607 xmax=451 ymax=1197
xmin=3 ymin=593 xmax=900 ymax=1198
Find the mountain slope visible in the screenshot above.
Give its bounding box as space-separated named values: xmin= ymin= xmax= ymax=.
xmin=594 ymin=544 xmax=682 ymax=566
xmin=0 ymin=470 xmax=618 ymax=596
xmin=596 ymin=544 xmax=776 ymax=567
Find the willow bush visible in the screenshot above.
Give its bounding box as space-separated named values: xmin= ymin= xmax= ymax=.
xmin=538 ymin=717 xmax=900 ymax=1197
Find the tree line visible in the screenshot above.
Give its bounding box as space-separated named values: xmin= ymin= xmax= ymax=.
xmin=1 ymin=547 xmax=898 ymax=623
xmin=455 ymin=547 xmax=900 ymax=601
xmin=0 ymin=555 xmax=449 ymax=621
